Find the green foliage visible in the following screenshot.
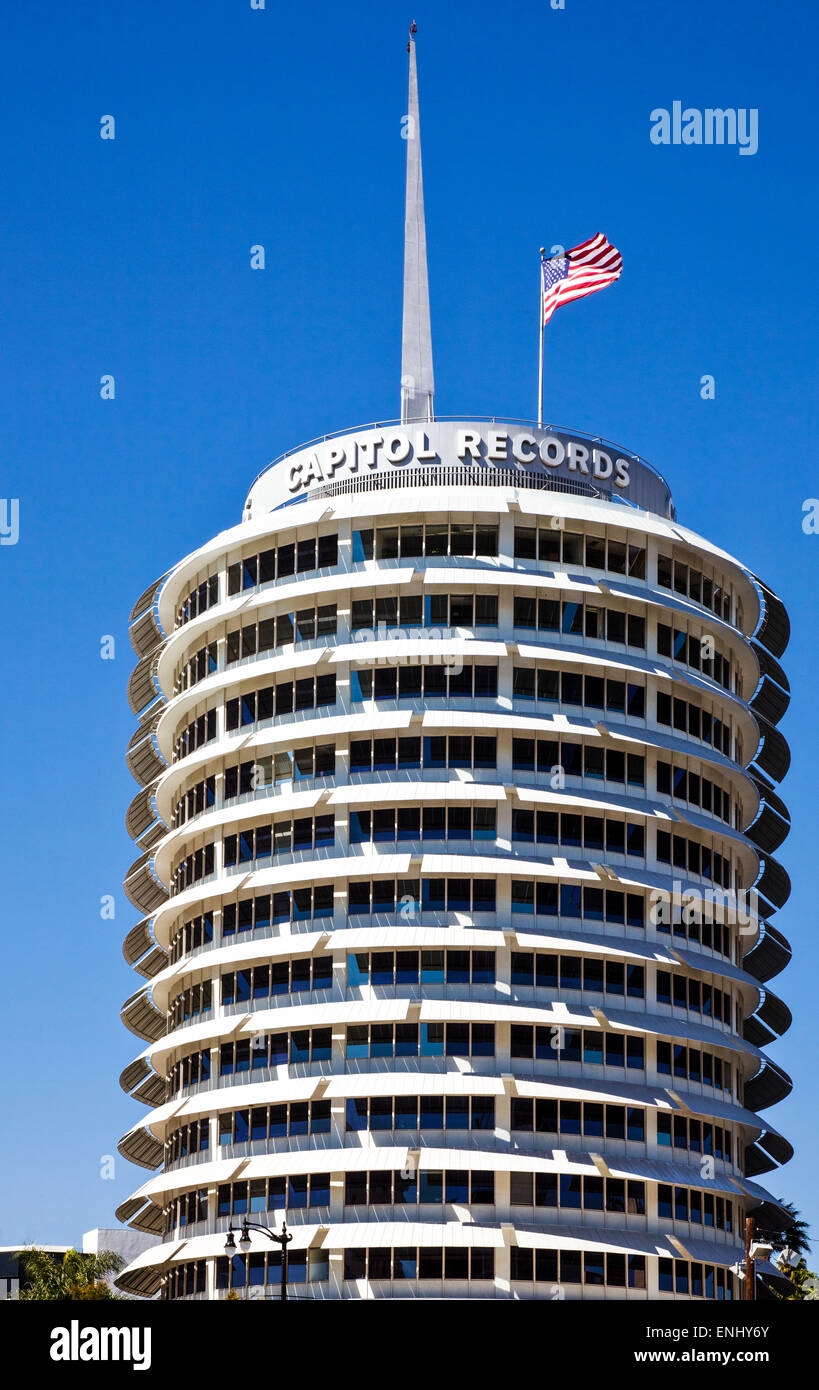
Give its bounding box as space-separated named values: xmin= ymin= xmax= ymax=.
xmin=16 ymin=1246 xmax=126 ymax=1301
xmin=773 ymin=1260 xmax=819 ymax=1301
xmin=755 ymin=1200 xmax=810 ymax=1258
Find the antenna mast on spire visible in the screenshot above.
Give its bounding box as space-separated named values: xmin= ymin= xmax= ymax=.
xmin=400 ymin=22 xmax=435 ymax=424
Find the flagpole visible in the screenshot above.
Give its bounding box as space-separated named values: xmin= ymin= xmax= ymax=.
xmin=537 ymin=247 xmax=545 ymax=427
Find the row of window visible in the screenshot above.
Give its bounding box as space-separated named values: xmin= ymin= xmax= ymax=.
xmin=510 ymin=1026 xmax=644 ymax=1071
xmin=165 ymin=1260 xmax=207 ymax=1297
xmin=176 ymin=574 xmax=219 ymax=627
xmin=509 ymin=1173 xmax=646 ymax=1213
xmin=173 ymin=708 xmax=217 ymax=763
xmin=171 ymin=535 xmax=734 ymax=639
xmin=170 ymin=955 xmax=733 ymax=1028
xmin=512 ymin=667 xmax=646 ymax=717
xmin=657 ymin=759 xmax=733 ymax=824
xmin=656 ymin=909 xmax=733 ymax=958
xmin=511 ymin=808 xmax=646 ymax=857
xmin=222 ymin=814 xmax=335 ymax=869
xmin=344 ymin=1169 xmax=496 ymax=1206
xmin=657 ymin=1257 xmax=733 ymax=1298
xmin=657 ymin=553 xmax=735 ymax=624
xmin=170 ymin=1028 xmax=732 ymax=1095
xmin=223 ymin=888 xmax=334 ymax=934
xmin=168 ymin=1049 xmax=210 ymax=1091
xmin=219 ymin=1028 xmax=333 ymax=1074
xmin=218 ymin=1174 xmax=330 ymax=1214
xmin=166 ymin=814 xmax=664 ymax=879
xmin=166 ymin=1118 xmax=209 ymax=1162
xmin=216 ymin=1100 xmax=332 ymax=1146
xmin=512 ymin=596 xmax=646 ymax=648
xmin=347 ymin=877 xmax=644 ymax=928
xmin=354 ymin=522 xmax=498 ymax=562
xmin=345 ymin=1022 xmax=495 ymax=1060
xmin=511 ymin=1098 xmax=645 ymax=1142
xmin=342 ymin=1246 xmax=496 ymax=1283
xmin=513 ymin=525 xmax=646 ymax=578
xmin=657 ymin=622 xmax=735 ymax=693
xmin=171 ymin=843 xmax=214 ymax=895
xmin=169 ymin=982 xmax=212 ymax=1029
xmin=214 ymin=1249 xmax=326 ymax=1290
xmin=168 ymin=1189 xmax=207 ymax=1229
xmin=510 ymin=881 xmax=646 ymax=926
xmin=226 ymin=744 xmax=336 ymax=797
xmin=657 ymin=1040 xmax=733 ymax=1093
xmin=352 ymin=664 xmax=499 ymax=701
xmin=513 ymin=1098 xmax=733 ymax=1162
xmin=656 ymin=970 xmax=734 ymax=1024
xmin=510 ymin=1247 xmax=648 ymax=1289
xmin=656 ymin=691 xmax=735 ymax=759
xmin=201 ymin=1244 xmax=494 ymax=1289
xmin=174 ymin=735 xmax=500 ymax=831
xmin=221 ymin=955 xmax=333 ymax=1005
xmin=512 ymin=737 xmax=646 ymax=786
xmin=170 ymin=1248 xmax=733 ymax=1297
xmin=511 ymin=951 xmax=645 ymax=997
xmin=656 ymin=831 xmax=734 ymax=889
xmin=176 ymin=606 xmax=341 ymax=694
xmin=176 ymin=642 xmax=217 ymax=694
xmin=171 ymin=739 xmax=734 ymax=836
xmin=345 ymin=1094 xmax=494 ymax=1132
xmin=169 ymin=912 xmax=213 ymax=964
xmin=513 ymin=1027 xmax=732 ymax=1094
xmin=167 ymin=905 xmax=736 ymax=995
xmin=349 ymin=805 xmax=497 ymax=844
xmin=227 ymin=533 xmax=339 ymax=594
xmin=173 ymin=746 xmax=337 ymax=830
xmin=171 ymin=824 xmax=731 ymax=899
xmin=174 ymin=669 xmax=736 ymax=770
xmin=349 ymin=877 xmax=496 ymax=915
xmin=164 ymin=1098 xmax=734 ymax=1163
xmin=224 ymin=674 xmax=336 ymax=735
xmin=172 ymin=775 xmax=216 ymax=828
xmin=658 ymin=1186 xmax=734 ymax=1229
xmin=348 ymin=948 xmax=495 ymax=987
xmin=657 ymin=1111 xmax=733 ymax=1159
xmin=352 ymin=592 xmax=498 ymax=631
xmin=351 ymin=734 xmax=497 ymax=772
xmin=165 ymin=883 xmax=734 ymax=973
xmin=227 ymin=604 xmax=337 ymax=663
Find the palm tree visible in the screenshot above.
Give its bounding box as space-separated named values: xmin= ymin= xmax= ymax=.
xmin=754 ymin=1200 xmax=811 ymax=1259
xmin=16 ymin=1246 xmax=125 ymax=1300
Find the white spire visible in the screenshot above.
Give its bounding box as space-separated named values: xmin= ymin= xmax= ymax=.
xmin=401 ymin=25 xmax=435 ymax=424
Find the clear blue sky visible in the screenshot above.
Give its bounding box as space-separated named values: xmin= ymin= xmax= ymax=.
xmin=1 ymin=0 xmax=816 ymax=1248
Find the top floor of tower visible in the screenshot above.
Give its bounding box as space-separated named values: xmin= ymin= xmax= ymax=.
xmin=242 ymin=420 xmax=676 ymax=524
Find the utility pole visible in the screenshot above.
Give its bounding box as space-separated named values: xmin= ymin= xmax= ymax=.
xmin=745 ymin=1216 xmax=756 ymax=1301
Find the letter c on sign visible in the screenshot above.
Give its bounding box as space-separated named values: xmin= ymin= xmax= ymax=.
xmin=512 ymin=433 xmax=537 ymax=464
xmin=288 ymin=463 xmax=303 ymax=492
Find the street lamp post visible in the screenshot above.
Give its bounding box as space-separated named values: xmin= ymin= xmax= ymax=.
xmin=225 ymin=1219 xmax=293 ymax=1301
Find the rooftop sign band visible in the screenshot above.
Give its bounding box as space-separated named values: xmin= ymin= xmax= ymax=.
xmin=245 ymin=422 xmax=675 ymax=519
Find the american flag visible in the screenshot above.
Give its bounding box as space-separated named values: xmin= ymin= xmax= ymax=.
xmin=541 ymin=233 xmax=623 ymax=327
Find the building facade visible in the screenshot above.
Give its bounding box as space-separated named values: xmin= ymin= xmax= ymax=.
xmin=114 ymin=32 xmax=793 ymax=1302
xmin=115 ymin=419 xmax=793 ymax=1300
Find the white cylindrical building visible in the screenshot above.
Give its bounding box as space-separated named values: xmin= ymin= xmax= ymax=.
xmin=115 ymin=419 xmax=792 ymax=1300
